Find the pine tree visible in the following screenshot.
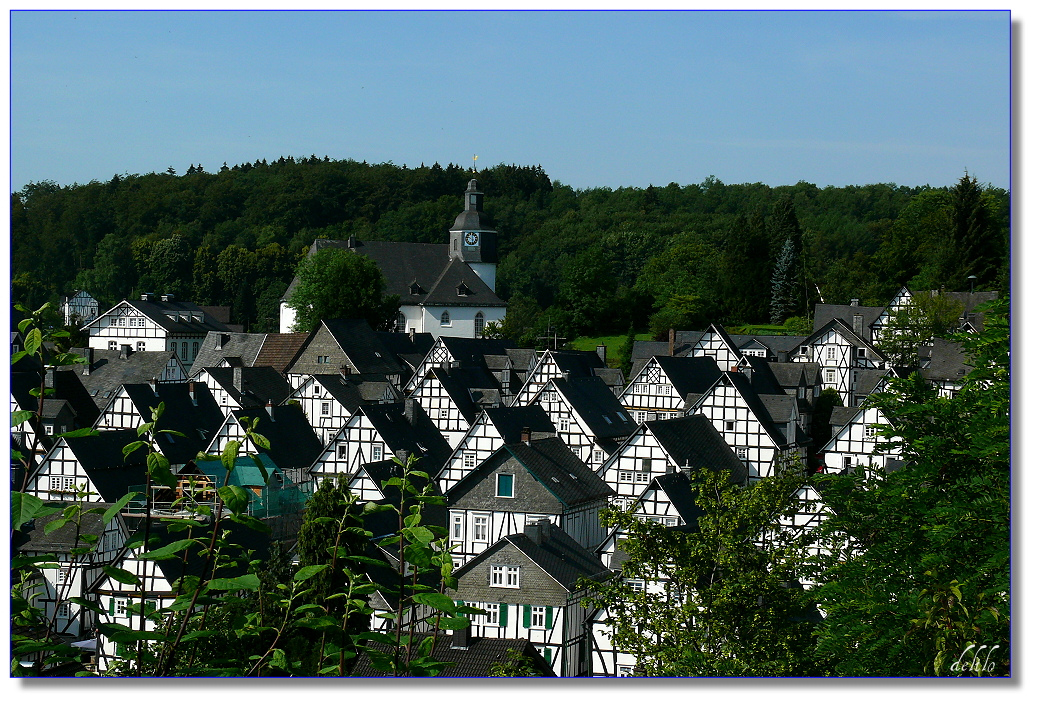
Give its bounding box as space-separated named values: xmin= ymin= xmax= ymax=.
xmin=720 ymin=214 xmax=771 ymax=323
xmin=949 ymin=173 xmax=999 ymax=290
xmin=770 ymin=237 xmax=797 ymax=325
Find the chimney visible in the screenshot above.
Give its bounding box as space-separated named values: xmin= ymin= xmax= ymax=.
xmin=520 ymin=426 xmax=531 ymax=445
xmin=347 ymin=234 xmax=357 ymax=249
xmin=160 ymin=293 xmax=174 ymax=302
xmin=141 ymin=292 xmax=154 ymax=301
xmin=82 ymin=347 xmax=93 ymax=376
xmin=408 ymin=330 xmax=415 ymax=343
xmin=215 ymin=333 xmax=228 ymax=351
xmin=339 ymin=365 xmax=350 ymax=379
xmin=188 ymin=380 xmax=197 ymax=406
xmin=524 ymin=518 xmax=552 ymax=545
xmin=120 ymin=344 xmax=131 ymax=359
xmin=853 ymin=314 xmax=863 ymax=337
xmin=395 ymin=448 xmax=408 ymax=464
xmin=596 ymin=345 xmax=607 ymax=364
xmin=668 ymin=328 xmax=676 ymax=357
xmin=45 ymin=369 xmax=55 ymax=389
xmin=404 ymin=398 xmax=417 ymax=425
xmin=149 ymin=378 xmax=158 ymax=395
xmin=849 ymin=298 xmax=860 ymax=307
xmin=233 ymin=366 xmax=243 ymax=392
xmin=266 ymin=400 xmax=275 ymax=421
xmin=451 ymin=625 xmax=471 ymax=650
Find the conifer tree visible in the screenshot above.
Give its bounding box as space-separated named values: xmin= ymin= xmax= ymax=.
xmin=770 ymin=237 xmax=797 ymax=325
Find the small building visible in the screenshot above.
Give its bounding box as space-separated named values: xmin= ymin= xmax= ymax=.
xmin=61 ymin=291 xmax=101 ymax=326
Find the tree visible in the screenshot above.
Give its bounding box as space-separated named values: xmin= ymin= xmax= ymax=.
xmin=719 ymin=214 xmax=770 ymax=324
xmin=286 ymin=247 xmax=398 ymax=332
xmin=948 ymin=173 xmax=1001 ymax=290
xmin=582 ymin=465 xmax=830 ymax=676
xmin=769 ymin=237 xmax=797 ymax=325
xmin=809 ymin=297 xmax=1009 ymax=676
xmin=874 ymin=291 xmax=966 ymax=367
xmin=811 ymin=387 xmax=843 ymax=450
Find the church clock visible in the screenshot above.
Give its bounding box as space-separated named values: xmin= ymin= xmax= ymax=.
xmin=464 ymin=232 xmax=480 ymax=246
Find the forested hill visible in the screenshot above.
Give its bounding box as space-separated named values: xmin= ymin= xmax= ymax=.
xmin=11 ymin=157 xmax=1009 ymax=342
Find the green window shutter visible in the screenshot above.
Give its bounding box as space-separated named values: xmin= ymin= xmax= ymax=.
xmin=499 ymin=603 xmax=508 ymax=628
xmin=108 ymin=598 xmax=115 ymax=616
xmin=545 ymin=605 xmax=553 ymax=629
xmin=523 ymin=604 xmax=531 ymax=628
xmin=544 ymin=647 xmax=552 ymax=662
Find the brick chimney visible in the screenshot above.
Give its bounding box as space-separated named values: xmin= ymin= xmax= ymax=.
xmin=266 ymin=400 xmax=275 ymax=421
xmin=668 ymin=328 xmax=676 ymax=357
xmin=524 ymin=518 xmax=552 ymax=545
xmin=520 ymin=426 xmax=531 ymax=445
xmin=233 ymin=366 xmax=243 ymax=392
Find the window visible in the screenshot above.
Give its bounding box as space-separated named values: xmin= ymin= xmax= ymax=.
xmin=463 ymin=452 xmax=477 ymax=469
xmin=558 ymin=418 xmax=570 ymax=432
xmin=321 ymin=402 xmax=330 ymax=416
xmin=440 ymin=409 xmax=449 ymax=419
xmin=618 ymin=471 xmax=633 ymax=482
xmin=49 ymin=476 xmax=76 ymax=493
xmin=656 ymin=384 xmax=671 ymax=395
xmin=337 ymin=444 xmax=347 ymax=459
xmin=635 ymin=472 xmax=650 ymax=483
xmin=826 ymin=346 xmax=837 ymax=360
xmin=496 ymin=474 xmax=514 ymax=497
xmin=626 ymin=579 xmax=646 ymax=592
xmin=118 ymin=317 xmax=126 ymax=327
xmin=44 ymin=424 xmax=55 ymax=435
xmin=530 ymin=605 xmax=546 ymax=627
xmin=641 ymin=458 xmax=652 ymax=473
xmin=109 ymin=340 xmax=117 ymax=350
xmin=825 ymin=369 xmax=836 ymax=384
xmin=371 ymin=444 xmax=383 ymax=461
xmin=725 ymin=420 xmax=735 ymax=432
xmin=857 ymin=348 xmax=867 ymax=358
xmin=864 ymin=426 xmax=876 ymax=440
xmin=635 ymin=411 xmax=647 ymax=423
xmin=316 ymin=355 xmax=329 ymax=364
xmin=474 ymin=312 xmax=485 ymax=336
xmin=56 ymin=568 xmax=70 ymax=584
xmin=662 ymin=517 xmax=678 ymax=527
xmin=618 ymin=666 xmax=633 ymax=677
xmin=546 ymin=391 xmax=557 ymax=402
xmin=491 ymin=564 xmax=520 ymax=588
xmin=484 ymin=602 xmax=500 ymax=625
xmin=843 ymin=456 xmax=853 ymax=469
xmin=440 ymin=310 xmax=451 ymax=326
xmin=737 ymin=447 xmax=748 ymax=461
xmin=452 ymin=513 xmax=463 ymax=540
xmin=112 ymin=598 xmax=128 ymax=617
xmin=593 ymin=450 xmax=604 ymax=464
xmin=633 ymin=384 xmax=649 ymax=394
xmin=473 ymin=515 xmax=489 ymax=541
xmin=193 ymin=341 xmax=199 ymax=358
xmin=800 ymin=346 xmax=809 ymax=356
xmin=55 ymin=602 xmax=70 ymax=620
xmin=136 ymin=341 xmax=145 ymax=352
xmin=396 ymin=313 xmax=406 ymax=333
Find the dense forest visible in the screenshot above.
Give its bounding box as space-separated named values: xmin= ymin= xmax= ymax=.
xmin=10 ymin=157 xmax=1009 ymax=343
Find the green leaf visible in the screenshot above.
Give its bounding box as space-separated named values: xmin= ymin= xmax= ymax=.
xmin=103 ymin=492 xmax=140 ymax=525
xmin=102 ymin=565 xmax=140 ymax=586
xmin=249 ymin=432 xmax=271 ymax=451
xmin=217 ymin=484 xmax=250 ymax=515
xmin=293 ymin=564 xmax=329 ymax=582
xmin=138 ymin=539 xmax=197 ymax=560
xmin=207 ymin=574 xmax=262 ymax=591
xmin=403 ymin=526 xmax=435 ymax=545
xmin=435 ymin=615 xmax=472 ymax=630
xmin=9 ymin=350 xmax=28 ymax=365
xmin=54 ymin=427 xmax=100 ymax=439
xmin=221 ymin=441 xmax=242 ymax=474
xmin=24 ymin=328 xmax=42 ymax=356
xmin=44 ymin=517 xmax=69 ymax=535
xmin=11 ymin=492 xmax=44 ymax=531
xmin=12 ymin=553 xmax=58 ymax=569
xmin=147 ymin=452 xmax=177 ymax=489
xmin=248 ymin=453 xmax=269 ymax=484
xmin=226 ymin=513 xmax=272 ymax=533
xmin=412 ymin=592 xmax=459 ymax=613
xmin=10 ymin=410 xmax=34 ymax=427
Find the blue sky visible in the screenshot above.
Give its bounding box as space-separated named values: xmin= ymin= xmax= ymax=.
xmin=10 ymin=8 xmax=1010 ymax=191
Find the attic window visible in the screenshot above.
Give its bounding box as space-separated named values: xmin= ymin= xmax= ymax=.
xmin=409 ymin=282 xmax=423 ymax=295
xmin=456 ymin=282 xmax=473 ymax=297
xmin=602 ymin=415 xmax=613 ymax=424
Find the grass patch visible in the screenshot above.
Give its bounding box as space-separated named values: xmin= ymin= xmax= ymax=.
xmin=570 ymin=333 xmax=653 ymax=367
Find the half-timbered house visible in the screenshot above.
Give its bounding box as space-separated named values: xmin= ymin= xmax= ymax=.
xmin=192 ymin=366 xmax=293 ymax=415
xmin=62 ymin=347 xmax=189 ymax=405
xmin=204 ymin=403 xmax=324 ymax=484
xmin=60 ymin=290 xmax=101 ymax=327
xmin=408 ymin=365 xmax=503 ymax=447
xmin=445 ymin=436 xmax=614 ymax=567
xmin=23 ymin=430 xmax=149 ymax=503
xmin=790 ymin=318 xmax=885 ymax=405
xmin=512 ymin=349 xmax=623 ymax=405
xmin=822 ymin=404 xmax=902 ymax=475
xmin=686 ymin=323 xmax=744 ymax=371
xmin=918 ymin=338 xmax=972 ymax=398
xmin=619 ymin=355 xmax=722 ymax=422
xmin=436 ymin=405 xmax=556 ymax=494
xmin=284 ymin=318 xmax=404 ymax=390
xmin=288 ymin=372 xmax=399 ymax=445
xmin=447 ymin=519 xmax=612 ymax=676
xmin=402 ymin=336 xmax=520 ymax=394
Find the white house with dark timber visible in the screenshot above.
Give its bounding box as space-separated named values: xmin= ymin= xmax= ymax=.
xmin=619 ymin=355 xmax=722 ymax=423
xmin=287 ymin=372 xmax=399 ymax=446
xmin=822 ymin=404 xmax=902 ymax=476
xmin=408 ymin=365 xmax=503 ymax=448
xmin=512 ymin=349 xmax=622 ymax=406
xmin=790 ymin=318 xmax=885 ymax=406
xmin=279 ymin=180 xmax=507 ymax=337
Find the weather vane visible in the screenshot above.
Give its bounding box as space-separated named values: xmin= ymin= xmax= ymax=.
xmin=472 ymin=154 xmax=478 ymax=173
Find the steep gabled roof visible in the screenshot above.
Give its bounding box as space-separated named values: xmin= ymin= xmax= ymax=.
xmin=13 ymin=502 xmax=112 ymax=551
xmin=813 ymin=303 xmax=885 ymax=340
xmin=759 ymin=394 xmax=810 ymax=445
xmin=420 ymin=256 xmax=505 ymax=307
xmin=438 ymin=336 xmax=519 ymax=366
xmin=62 ymin=430 xmax=150 ymax=501
xmin=97 ymin=298 xmax=232 ymax=335
xmin=654 ymin=355 xmax=723 ymax=397
xmin=501 ymin=436 xmax=615 ymax=507
xmin=799 ymin=317 xmax=881 ymax=356
xmin=374 ymin=331 xmax=436 ymax=372
xmin=552 ymin=376 xmax=636 ymax=439
xmin=494 ymin=522 xmax=612 ymax=591
xmin=646 ymin=415 xmax=749 ymax=486
xmin=190 ymin=331 xmax=267 ymax=374
xmin=919 ymin=338 xmax=971 ymax=383
xmin=203 ymin=366 xmax=293 ymax=407
xmin=643 ymin=471 xmax=705 ymax=527
xmin=230 ymin=404 xmax=324 ymax=470
xmin=360 ymin=401 xmax=453 ymax=472
xmin=253 ymin=332 xmax=310 ymax=373
xmin=738 ymin=357 xmax=786 ymax=395
xmin=61 ymin=348 xmax=185 ymax=403
xmin=547 ymin=349 xmax=606 ymax=378
xmin=318 ymin=319 xmax=404 ymax=377
xmin=118 ymin=382 xmax=225 ymax=465
xmin=427 ymin=366 xmax=502 ymax=423
xmin=309 ymin=373 xmax=396 ymax=413
xmin=483 ymin=405 xmax=555 ymax=443
xmin=719 ymin=373 xmax=796 ymax=447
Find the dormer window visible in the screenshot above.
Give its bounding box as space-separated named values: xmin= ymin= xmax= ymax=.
xmin=440 ymin=311 xmax=451 ymax=327
xmin=409 ymin=282 xmax=423 ymax=295
xmin=456 ymin=282 xmax=473 ymax=297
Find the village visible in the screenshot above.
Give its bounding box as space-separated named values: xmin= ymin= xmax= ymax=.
xmin=10 ymin=179 xmax=1001 ymax=677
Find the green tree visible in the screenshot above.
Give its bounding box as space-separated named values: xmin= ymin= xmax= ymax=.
xmin=719 ymin=214 xmax=770 ymax=324
xmin=286 ymin=247 xmax=398 ymax=332
xmin=947 ymin=173 xmax=1001 ymax=290
xmin=147 ymin=233 xmax=194 ymax=297
xmin=874 ymin=291 xmax=966 ymax=367
xmin=770 ymin=238 xmax=797 ymax=325
xmin=811 ymin=387 xmax=843 ymax=450
xmin=583 ymin=465 xmax=830 ymax=676
xmin=809 ymin=297 xmax=1009 ymax=676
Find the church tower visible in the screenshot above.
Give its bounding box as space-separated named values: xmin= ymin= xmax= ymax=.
xmin=449 ymin=179 xmax=498 ymax=291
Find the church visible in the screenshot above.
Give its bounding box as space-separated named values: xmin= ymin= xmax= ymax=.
xmin=279 ymin=179 xmax=507 ymax=338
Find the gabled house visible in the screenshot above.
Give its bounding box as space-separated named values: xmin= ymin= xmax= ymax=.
xmin=307 ymin=400 xmax=451 ymax=487
xmin=790 ymin=317 xmax=885 ymax=405
xmin=403 ymin=336 xmax=520 ymax=394
xmin=374 ymin=330 xmax=436 ymax=379
xmin=188 ymin=331 xmax=269 ymax=375
xmin=598 ymin=414 xmax=748 ymax=506
xmin=408 ymin=365 xmax=504 ymax=447
xmin=686 ymin=323 xmax=744 ymax=371
xmin=528 ymin=376 xmax=637 ymax=470
xmin=918 ymin=338 xmax=972 ymax=398
xmin=23 ymin=429 xmax=149 ymax=503
xmin=445 ymin=436 xmax=614 ymax=567
xmin=687 ymin=372 xmax=810 ymax=481
xmin=822 ymin=404 xmax=902 ymax=475
xmin=280 ymin=180 xmax=507 ymax=338
xmin=84 ymin=294 xmax=232 ymax=368
xmin=287 ymin=372 xmax=399 ymax=445
xmin=93 ymin=381 xmax=224 ymax=470
xmin=512 ymin=349 xmax=622 ymax=405
xmin=620 ymin=355 xmax=722 ymax=422
xmin=284 ymin=318 xmax=404 ymax=389
xmin=447 ymin=519 xmax=612 ymax=676
xmin=728 ymin=333 xmax=808 ymax=362
xmin=192 ymin=366 xmax=293 ymax=415
xmin=60 ymin=290 xmax=101 ymax=327
xmin=436 ymin=405 xmax=555 ymax=494
xmin=62 ymin=346 xmax=189 ymax=404
xmin=204 ymin=403 xmax=324 ymax=485
xmin=812 ymin=299 xmax=886 ymax=345
xmin=869 ymin=286 xmax=914 ymax=343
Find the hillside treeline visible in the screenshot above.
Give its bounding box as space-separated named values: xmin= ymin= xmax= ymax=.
xmin=11 ymin=157 xmax=1009 ymax=340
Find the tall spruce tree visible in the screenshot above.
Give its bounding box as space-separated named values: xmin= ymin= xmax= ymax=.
xmin=948 ymin=173 xmax=1000 ymax=290
xmin=768 ymin=197 xmax=805 ymax=316
xmin=770 ymin=237 xmax=797 ymax=325
xmin=720 ymin=214 xmax=771 ymax=324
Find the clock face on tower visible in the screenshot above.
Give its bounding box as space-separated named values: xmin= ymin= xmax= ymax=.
xmin=464 ymin=232 xmax=480 ymax=246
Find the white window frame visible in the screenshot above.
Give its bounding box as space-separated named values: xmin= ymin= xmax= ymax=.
xmin=491 ymin=564 xmax=520 ymax=589
xmin=321 ymin=402 xmax=330 ymax=416
xmin=618 ymin=471 xmax=634 ymax=482
xmin=371 ymin=444 xmax=383 ymax=462
xmin=635 ymin=472 xmax=650 ymax=483
xmin=530 ymin=605 xmax=546 ymax=627
xmin=462 ymin=452 xmax=477 ymax=469
xmin=440 ymin=310 xmax=451 ymax=327
xmin=472 ymin=514 xmax=489 ymax=542
xmin=558 ymin=418 xmax=570 ymax=432
xmin=451 ymin=513 xmax=464 ymax=540
xmin=496 ymin=473 xmax=515 ymax=498
xmin=484 ymin=602 xmax=500 ymax=625
xmin=49 ymin=475 xmax=76 ymax=493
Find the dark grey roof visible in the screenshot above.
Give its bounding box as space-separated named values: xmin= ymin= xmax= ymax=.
xmin=553 ymin=376 xmax=637 ymax=440
xmin=360 ymin=401 xmax=453 ymax=472
xmin=829 ymin=406 xmax=860 ymax=435
xmin=202 ymin=366 xmax=293 ymax=407
xmin=853 ymin=368 xmax=889 ymax=399
xmin=502 ymin=436 xmax=615 ymax=507
xmin=230 ymin=404 xmax=324 ymax=470
xmin=655 ymin=355 xmax=723 ymax=397
xmin=13 ymin=502 xmax=110 ymax=551
xmin=110 ymin=298 xmax=232 ymax=335
xmin=374 ymin=331 xmax=436 ymax=372
xmin=497 ymin=522 xmax=611 ymax=591
xmin=420 ymin=256 xmax=505 ymax=307
xmin=483 ymin=405 xmax=556 ymax=443
xmin=12 ymin=369 xmax=99 ymax=428
xmin=645 ymin=415 xmax=749 ymax=486
xmin=546 ymin=349 xmax=606 ymax=378
xmin=800 ymin=318 xmax=879 ymax=355
xmin=309 ymin=373 xmax=396 ymax=414
xmin=813 ymin=303 xmax=885 ymax=341
xmin=919 ymin=338 xmax=971 ymax=383
xmin=315 ymin=319 xmax=405 ymax=377
xmin=943 ymin=291 xmax=999 ymax=331
xmin=118 ymin=382 xmax=225 ymax=465
xmin=647 ymin=471 xmax=705 ymax=527
xmin=426 ymin=366 xmax=502 ymax=423
xmin=63 ymin=430 xmax=150 ymax=502
xmin=740 ymin=357 xmax=786 ymax=395
xmin=723 ymin=373 xmax=797 ymax=447
xmin=350 ymin=635 xmax=552 ymax=677
xmin=60 ymin=348 xmax=184 ymax=404
xmin=765 ymin=362 xmax=809 ymax=389
xmin=140 ymin=518 xmax=271 ymax=586
xmin=189 ymin=331 xmax=267 ymax=375
xmin=439 ymin=336 xmax=520 ymax=365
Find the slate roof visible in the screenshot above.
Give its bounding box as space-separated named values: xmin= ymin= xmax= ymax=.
xmin=739 ymin=357 xmax=786 ymax=395
xmin=497 ymin=436 xmax=615 ymax=508
xmin=360 ymin=401 xmax=453 ymax=472
xmin=799 ymin=317 xmax=879 ymax=355
xmin=476 ymin=521 xmax=612 ymax=591
xmin=189 ymin=331 xmax=268 ymax=374
xmin=308 ymin=319 xmax=405 ymax=377
xmin=766 ymin=362 xmax=810 ymax=389
xmin=853 ymin=368 xmax=890 ymax=399
xmin=12 ymin=369 xmax=99 ymax=428
xmin=202 ymin=366 xmax=293 ymax=408
xmin=61 ymin=348 xmax=184 ymax=405
xmin=427 ymin=366 xmax=503 ymax=422
xmin=722 ymin=373 xmax=800 ymax=447
xmin=101 ymin=298 xmax=232 ymax=335
xmin=759 ymin=394 xmax=810 ymax=445
xmin=547 ymin=349 xmax=607 ymax=378
xmin=646 ymin=415 xmax=749 ymax=486
xmin=13 ymin=502 xmax=110 ymax=550
xmin=483 ymin=405 xmax=556 ymax=443
xmin=374 ymin=331 xmax=436 ymax=373
xmin=813 ymin=303 xmax=886 ymax=342
xmin=117 ymin=382 xmax=225 ymax=465
xmin=828 ymin=406 xmax=860 ymax=435
xmin=919 ymin=338 xmax=971 ymax=383
xmin=439 ymin=336 xmax=520 ymax=366
xmin=350 ymin=635 xmax=553 ymax=677
xmin=229 ymin=404 xmax=324 ymax=470
xmin=552 ymin=376 xmax=637 ymax=440
xmin=309 ymin=373 xmax=397 ymax=414
xmin=944 ymin=291 xmax=999 ymax=331
xmin=647 ymin=471 xmax=706 ymax=527
xmin=252 ymin=332 xmax=309 ymax=374
xmin=62 ymin=429 xmax=150 ymax=502
xmin=651 ymin=355 xmax=723 ymax=398
xmin=282 ymin=239 xmax=506 ymax=309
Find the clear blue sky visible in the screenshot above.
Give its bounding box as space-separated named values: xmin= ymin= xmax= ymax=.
xmin=10 ymin=9 xmax=1010 ymax=192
